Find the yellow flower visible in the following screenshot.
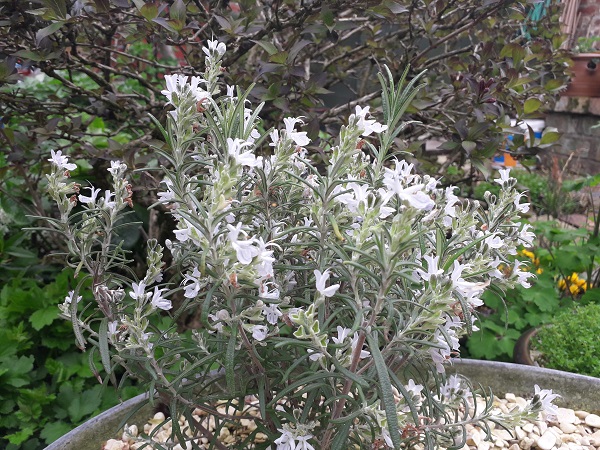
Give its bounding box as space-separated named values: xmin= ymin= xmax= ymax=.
xmin=536 ymin=268 xmax=543 ymax=275
xmin=558 ymin=279 xmax=566 ymax=290
xmin=570 ymin=272 xmax=580 ymax=282
xmin=520 ymin=249 xmax=535 ymax=260
xmin=569 ymin=284 xmax=580 ymax=295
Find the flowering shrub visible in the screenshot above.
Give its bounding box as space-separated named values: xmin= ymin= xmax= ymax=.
xmin=44 ymin=42 xmax=556 ymax=449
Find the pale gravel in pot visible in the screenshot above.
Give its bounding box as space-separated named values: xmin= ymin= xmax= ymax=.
xmin=104 ymin=394 xmax=600 ymax=450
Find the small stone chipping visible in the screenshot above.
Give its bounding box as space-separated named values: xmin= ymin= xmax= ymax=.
xmin=102 ymin=394 xmax=600 ymax=450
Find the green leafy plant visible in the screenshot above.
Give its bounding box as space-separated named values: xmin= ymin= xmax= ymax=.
xmin=1 ymin=0 xmax=570 ymax=182
xmin=466 ymin=260 xmax=562 ymax=362
xmin=574 ymin=36 xmax=600 ymax=53
xmin=466 ymin=172 xmax=600 ymax=362
xmin=532 ymin=303 xmax=600 ymax=377
xmin=40 ymin=41 xmax=556 ymax=450
xmin=472 ymin=167 xmax=579 ymax=221
xmin=0 ymin=270 xmax=140 ymax=450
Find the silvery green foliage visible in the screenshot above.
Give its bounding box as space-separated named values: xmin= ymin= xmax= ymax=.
xmin=45 ymin=41 xmax=555 ymax=450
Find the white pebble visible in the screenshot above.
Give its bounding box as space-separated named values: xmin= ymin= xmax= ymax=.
xmin=537 ymin=431 xmax=557 ymax=450
xmin=588 ymin=430 xmax=600 ymax=446
xmin=468 ymin=431 xmax=482 ymax=446
xmin=255 ymin=432 xmax=268 ymax=442
xmin=515 ymin=397 xmax=528 ymax=408
xmin=561 ymin=423 xmax=578 ymax=434
xmin=575 ymin=410 xmax=590 ymax=420
xmin=493 ymin=430 xmax=513 ymax=441
xmin=557 ymin=408 xmax=578 ymax=425
xmin=580 ymin=436 xmax=591 ymax=446
xmin=515 ymin=426 xmax=526 ymax=440
xmin=103 ymin=440 xmax=128 ymax=450
xmin=519 ymin=436 xmax=535 ymax=449
xmin=477 ymin=441 xmax=491 ymax=450
xmin=586 ymin=414 xmax=600 ymax=428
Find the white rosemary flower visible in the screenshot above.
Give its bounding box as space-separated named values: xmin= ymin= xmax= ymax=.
xmin=203 ymin=39 xmax=226 ymax=57
xmin=314 ymin=269 xmax=340 ymax=297
xmin=48 ymin=149 xmax=77 ymax=171
xmin=353 ymin=105 xmax=388 ymax=136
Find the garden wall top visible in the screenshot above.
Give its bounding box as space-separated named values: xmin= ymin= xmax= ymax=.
xmin=554 ymin=96 xmax=600 ymax=116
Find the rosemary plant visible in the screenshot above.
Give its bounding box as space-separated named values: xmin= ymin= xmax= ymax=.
xmin=44 ymin=41 xmax=557 ymax=450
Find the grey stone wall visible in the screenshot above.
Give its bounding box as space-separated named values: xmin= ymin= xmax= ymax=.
xmin=545 ymin=97 xmax=600 ymax=174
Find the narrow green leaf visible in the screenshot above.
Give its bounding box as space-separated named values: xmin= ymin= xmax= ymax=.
xmin=461 ymin=141 xmax=477 ymax=154
xmin=170 ymin=398 xmax=185 ymax=445
xmin=92 ymin=0 xmax=110 ymax=12
xmin=329 ymin=356 xmax=369 ymax=388
xmin=140 ymin=2 xmax=159 ymax=20
xmin=366 ymin=332 xmax=401 ymax=449
xmin=41 ymin=0 xmax=67 ymax=18
xmin=258 ymin=376 xmax=267 ymax=424
xmin=148 ymin=113 xmax=172 ymax=148
xmin=225 ymin=325 xmax=238 ymax=393
xmin=70 ymin=286 xmax=86 ymax=350
xmin=98 ymin=318 xmax=112 ymax=374
xmin=170 ymin=0 xmax=186 ymax=22
xmin=251 ymin=40 xmax=279 ymax=56
xmin=331 ymin=420 xmax=352 ymax=450
xmin=35 ymin=21 xmax=65 ymax=45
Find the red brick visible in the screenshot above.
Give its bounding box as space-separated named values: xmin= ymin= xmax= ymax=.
xmin=579 ymin=6 xmax=599 ymax=16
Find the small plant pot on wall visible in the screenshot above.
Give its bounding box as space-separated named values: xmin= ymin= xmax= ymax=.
xmin=564 ymin=53 xmax=600 ymax=97
xmin=513 ymin=327 xmax=541 ymax=366
xmin=513 ymin=303 xmax=600 ymax=378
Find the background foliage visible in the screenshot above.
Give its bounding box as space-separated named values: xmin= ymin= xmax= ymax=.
xmin=1 ymin=0 xmax=569 ymax=182
xmin=533 ymin=303 xmax=600 ymax=378
xmin=466 ymin=173 xmax=600 ymax=362
xmin=0 ymin=269 xmax=140 ymax=449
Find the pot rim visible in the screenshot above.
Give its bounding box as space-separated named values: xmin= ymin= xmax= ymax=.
xmin=571 ymin=53 xmax=600 ymax=59
xmin=44 ymin=393 xmax=150 ymax=450
xmin=45 ymin=360 xmax=600 ymax=449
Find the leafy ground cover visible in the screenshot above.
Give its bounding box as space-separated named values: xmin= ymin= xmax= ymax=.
xmin=465 ymin=173 xmax=600 ymax=362
xmin=0 ymin=270 xmax=140 ymax=450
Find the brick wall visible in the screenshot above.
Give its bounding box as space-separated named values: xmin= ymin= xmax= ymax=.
xmin=577 ymin=0 xmax=600 ymax=42
xmin=544 ymin=1 xmax=600 ymax=175
xmin=546 ymin=98 xmax=600 ymax=174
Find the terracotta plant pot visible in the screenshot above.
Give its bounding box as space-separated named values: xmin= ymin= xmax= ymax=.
xmin=513 ymin=327 xmax=540 ymax=366
xmin=44 ymin=360 xmax=600 ymax=449
xmin=564 ymin=53 xmax=600 ymax=97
